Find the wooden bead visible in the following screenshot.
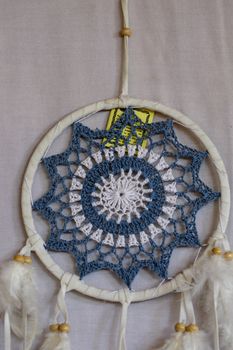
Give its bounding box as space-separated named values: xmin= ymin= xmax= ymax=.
xmin=120 ymin=27 xmax=132 ymax=37
xmin=185 ymin=324 xmax=199 ymax=333
xmin=211 ymin=247 xmax=222 ymax=256
xmin=13 ymin=255 xmax=25 ymax=263
xmin=58 ymin=323 xmax=70 ymax=333
xmin=49 ymin=324 xmax=59 ymax=332
xmin=224 ymin=251 xmax=233 ymax=261
xmin=175 ymin=322 xmax=186 ymax=333
xmin=24 ymin=256 xmax=32 ymax=264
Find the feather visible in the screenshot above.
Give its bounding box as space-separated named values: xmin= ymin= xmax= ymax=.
xmin=182 ymin=331 xmax=212 ymax=350
xmin=0 ymin=260 xmax=37 ymax=348
xmin=152 ymin=332 xmax=183 ymax=349
xmin=193 ymin=254 xmax=233 ymax=294
xmin=39 ymin=332 xmax=71 ymax=350
xmin=193 ymin=252 xmax=233 ymax=350
xmin=153 ymin=331 xmax=211 ymax=350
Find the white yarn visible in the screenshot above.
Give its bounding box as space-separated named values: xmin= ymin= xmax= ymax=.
xmin=39 ymin=332 xmax=71 ymax=350
xmin=92 ymin=168 xmax=152 ymax=223
xmin=0 ymin=260 xmax=37 ymax=350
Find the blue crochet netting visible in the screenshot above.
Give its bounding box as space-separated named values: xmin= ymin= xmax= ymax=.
xmin=33 ymin=107 xmax=220 ymax=287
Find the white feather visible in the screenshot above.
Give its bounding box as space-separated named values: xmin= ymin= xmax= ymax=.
xmin=182 ymin=331 xmax=212 ymax=350
xmin=0 ymin=260 xmax=37 ymax=347
xmin=39 ymin=332 xmax=71 ymax=350
xmin=153 ymin=331 xmax=211 ymax=350
xmin=152 ymin=332 xmax=183 ymax=350
xmin=193 ymin=255 xmax=233 ymax=293
xmin=193 ymin=254 xmax=233 ymax=350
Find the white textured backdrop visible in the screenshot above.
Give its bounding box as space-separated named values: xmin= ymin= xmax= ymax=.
xmin=0 ymin=0 xmax=232 ymax=349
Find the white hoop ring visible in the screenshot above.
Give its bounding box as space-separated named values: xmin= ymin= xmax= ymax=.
xmin=21 ymin=96 xmax=230 ymax=303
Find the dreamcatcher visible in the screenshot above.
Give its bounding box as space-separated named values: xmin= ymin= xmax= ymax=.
xmin=0 ymin=1 xmax=231 ymax=350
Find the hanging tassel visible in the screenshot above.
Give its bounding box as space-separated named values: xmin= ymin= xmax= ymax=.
xmin=152 ymin=290 xmax=212 ymax=350
xmin=0 ymin=251 xmax=37 ymax=350
xmin=39 ymin=276 xmax=71 ymax=350
xmin=192 ymin=244 xmax=233 ymax=350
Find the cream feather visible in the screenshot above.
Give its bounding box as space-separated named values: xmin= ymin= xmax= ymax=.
xmin=153 ymin=331 xmax=212 ymax=350
xmin=182 ymin=331 xmax=212 ymax=350
xmin=193 ymin=253 xmax=233 ymax=350
xmin=193 ymin=254 xmax=233 ymax=294
xmin=0 ymin=260 xmax=38 ymax=348
xmin=152 ymin=332 xmax=183 ymax=349
xmin=39 ymin=332 xmax=71 ymax=350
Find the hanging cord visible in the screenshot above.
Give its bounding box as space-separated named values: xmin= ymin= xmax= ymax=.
xmin=4 ymin=311 xmax=11 ymax=350
xmin=213 ymin=283 xmax=220 ymax=350
xmin=120 ymin=0 xmax=131 ymax=98
xmin=118 ymin=289 xmax=132 ymax=350
xmin=52 ymin=275 xmax=71 ymax=325
xmin=181 ymin=290 xmax=196 ymax=325
xmin=181 ymin=290 xmax=203 ymax=350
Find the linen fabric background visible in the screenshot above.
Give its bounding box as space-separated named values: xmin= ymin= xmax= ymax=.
xmin=0 ymin=0 xmax=233 ymax=349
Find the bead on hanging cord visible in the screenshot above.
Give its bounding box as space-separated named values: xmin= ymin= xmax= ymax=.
xmin=174 ymin=322 xmax=186 ymax=333
xmin=210 ymin=246 xmax=233 ymax=260
xmin=174 ymin=322 xmax=199 ymax=333
xmin=13 ymin=254 xmax=32 ymax=264
xmin=49 ymin=323 xmax=70 ymax=333
xmin=185 ymin=324 xmax=199 ymax=333
xmin=120 ymin=27 xmax=132 ymax=37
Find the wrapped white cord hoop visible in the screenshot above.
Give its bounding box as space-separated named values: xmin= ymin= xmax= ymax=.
xmin=21 ymin=97 xmax=230 ymax=304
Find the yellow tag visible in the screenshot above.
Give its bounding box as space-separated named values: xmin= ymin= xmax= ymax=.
xmin=104 ymin=108 xmax=154 ymax=148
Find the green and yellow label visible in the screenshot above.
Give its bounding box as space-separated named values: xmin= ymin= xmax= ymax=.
xmin=105 ymin=108 xmax=154 ymax=148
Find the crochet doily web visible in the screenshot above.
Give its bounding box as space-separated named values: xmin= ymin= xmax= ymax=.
xmin=33 ymin=107 xmax=220 ymax=287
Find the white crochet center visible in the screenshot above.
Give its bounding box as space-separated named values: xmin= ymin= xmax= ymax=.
xmin=92 ymin=169 xmax=152 ymax=224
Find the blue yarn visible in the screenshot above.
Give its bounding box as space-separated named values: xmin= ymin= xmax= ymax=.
xmin=33 ymin=107 xmax=220 ymax=287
